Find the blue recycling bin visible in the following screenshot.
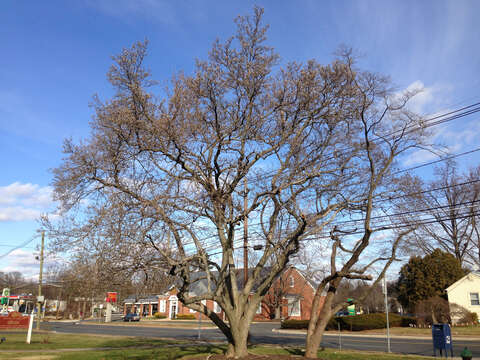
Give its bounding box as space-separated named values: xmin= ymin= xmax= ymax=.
xmin=432 ymin=323 xmax=453 ymax=358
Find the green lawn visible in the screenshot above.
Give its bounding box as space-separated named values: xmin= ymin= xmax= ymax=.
xmin=332 ymin=325 xmax=480 ymax=337
xmin=0 ymin=332 xmax=438 ymax=360
xmin=0 ymin=332 xmax=180 ymax=350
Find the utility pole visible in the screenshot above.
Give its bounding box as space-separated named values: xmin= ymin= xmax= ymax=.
xmin=37 ymin=231 xmax=45 ymax=330
xmin=243 ymin=177 xmax=248 ymax=285
xmin=383 ymin=276 xmax=391 ymax=353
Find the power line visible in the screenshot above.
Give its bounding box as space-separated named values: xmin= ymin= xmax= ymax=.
xmin=394 ymin=146 xmax=480 ymax=175
xmin=204 ymin=209 xmax=480 ymax=258
xmin=245 ymin=102 xmax=480 ymax=183
xmin=0 ymin=237 xmax=37 ymax=260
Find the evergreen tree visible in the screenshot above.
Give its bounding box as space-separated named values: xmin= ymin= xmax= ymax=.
xmin=396 ymin=249 xmax=465 ymax=312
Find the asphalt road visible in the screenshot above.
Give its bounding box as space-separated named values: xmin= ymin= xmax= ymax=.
xmin=44 ymin=321 xmax=480 ymax=357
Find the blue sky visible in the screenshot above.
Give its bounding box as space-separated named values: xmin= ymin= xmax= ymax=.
xmin=1 ymin=0 xmax=479 ymax=279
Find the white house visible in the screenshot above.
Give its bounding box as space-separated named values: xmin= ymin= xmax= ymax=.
xmin=446 ymin=271 xmax=480 ymax=324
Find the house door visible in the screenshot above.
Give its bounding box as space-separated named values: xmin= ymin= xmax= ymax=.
xmin=169 ymin=300 xmax=178 ymax=319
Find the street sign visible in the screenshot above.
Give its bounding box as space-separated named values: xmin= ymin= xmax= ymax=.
xmin=346 ymin=298 xmax=355 ymax=316
xmin=106 ymin=292 xmax=117 ymax=303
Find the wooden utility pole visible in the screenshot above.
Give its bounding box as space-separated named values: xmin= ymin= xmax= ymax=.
xmin=36 ymin=231 xmax=45 ymax=330
xmin=243 ymin=177 xmax=248 ymax=284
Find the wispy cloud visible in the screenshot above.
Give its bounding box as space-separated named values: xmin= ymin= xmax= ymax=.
xmin=85 ymin=0 xmax=177 ymax=25
xmin=2 ymin=249 xmax=60 ymax=280
xmin=0 ymin=182 xmax=54 ymax=222
xmin=84 ymin=0 xmax=210 ymax=26
xmin=396 ymin=80 xmax=480 ymax=167
xmin=403 ymin=115 xmax=480 ymax=167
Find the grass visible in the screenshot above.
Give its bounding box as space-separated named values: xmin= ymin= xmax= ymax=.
xmin=0 ymin=332 xmax=438 ymax=360
xmin=0 ymin=332 xmax=180 ymax=350
xmin=0 ymin=346 xmax=437 ymax=360
xmin=250 ymin=346 xmax=435 ymax=360
xmin=328 ymin=325 xmax=480 ymax=337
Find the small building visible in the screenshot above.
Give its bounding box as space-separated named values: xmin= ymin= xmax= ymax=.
xmin=446 ymin=271 xmax=480 ymax=324
xmin=256 ymin=266 xmax=320 ymax=320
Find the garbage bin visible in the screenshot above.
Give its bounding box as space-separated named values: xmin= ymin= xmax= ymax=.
xmin=432 ymin=323 xmax=453 ymax=358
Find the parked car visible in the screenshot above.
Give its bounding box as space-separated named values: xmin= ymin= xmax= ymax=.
xmin=123 ymin=313 xmax=140 ymax=322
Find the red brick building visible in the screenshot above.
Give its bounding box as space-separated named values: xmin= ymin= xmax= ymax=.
xmin=123 ymin=266 xmax=323 ymax=321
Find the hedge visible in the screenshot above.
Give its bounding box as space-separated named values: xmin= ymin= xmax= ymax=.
xmin=281 ymin=313 xmax=418 ymax=331
xmin=153 ymin=312 xmax=167 ymax=319
xmin=175 ymin=314 xmax=196 ymax=320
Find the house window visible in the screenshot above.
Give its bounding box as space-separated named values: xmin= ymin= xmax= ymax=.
xmin=214 ymin=301 xmax=221 ymax=313
xmin=289 ymin=276 xmax=294 ymax=288
xmin=287 ymin=297 xmax=301 ymax=317
xmin=160 ymin=300 xmax=166 ymax=313
xmin=471 ymin=293 xmax=480 ymax=306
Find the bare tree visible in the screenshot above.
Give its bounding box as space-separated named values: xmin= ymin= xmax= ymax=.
xmin=303 ymin=55 xmax=426 ymax=357
xmin=398 ymin=162 xmax=480 ymax=268
xmin=44 ymin=8 xmax=427 ymax=358
xmin=44 ymin=8 xmax=367 ymax=357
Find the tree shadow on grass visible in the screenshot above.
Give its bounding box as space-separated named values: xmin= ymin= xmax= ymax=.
xmin=281 ymin=347 xmax=304 ymax=356
xmin=116 ymin=344 xmax=225 ymax=359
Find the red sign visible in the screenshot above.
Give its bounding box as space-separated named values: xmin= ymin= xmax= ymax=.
xmin=0 ymin=311 xmax=29 ymax=329
xmin=106 ymin=292 xmax=117 ymax=303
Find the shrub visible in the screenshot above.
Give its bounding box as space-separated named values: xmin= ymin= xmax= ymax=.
xmin=175 ymin=314 xmax=196 ymax=320
xmin=281 ymin=319 xmax=309 ymax=329
xmin=400 ymin=316 xmax=417 ymax=327
xmin=282 ymin=314 xmax=418 ymax=331
xmin=153 ymin=312 xmax=166 ymax=319
xmin=459 ymin=311 xmax=479 ymax=325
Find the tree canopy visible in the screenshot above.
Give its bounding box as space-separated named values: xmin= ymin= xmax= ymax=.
xmin=44 ymin=8 xmax=429 ymax=358
xmin=396 ymin=249 xmax=466 ymax=312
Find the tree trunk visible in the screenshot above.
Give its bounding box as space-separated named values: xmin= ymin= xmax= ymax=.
xmin=208 ymin=307 xmax=252 ymax=358
xmin=82 ymin=301 xmax=87 ymax=320
xmin=275 ymin=306 xmax=281 ymax=319
xmin=305 ymin=290 xmax=335 ymax=358
xmin=225 ymin=322 xmax=249 ymax=358
xmin=305 ymin=311 xmax=331 ymax=358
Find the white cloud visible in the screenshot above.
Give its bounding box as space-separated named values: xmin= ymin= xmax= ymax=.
xmin=403 ymin=116 xmax=480 ymax=167
xmin=1 ymin=249 xmax=38 ymax=278
xmin=2 ymin=249 xmax=62 ymax=280
xmin=0 ymin=182 xmax=54 ymax=222
xmin=395 ymin=80 xmax=452 ymax=115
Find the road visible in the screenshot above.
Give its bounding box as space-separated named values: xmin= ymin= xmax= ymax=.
xmin=44 ymin=321 xmax=480 ymax=357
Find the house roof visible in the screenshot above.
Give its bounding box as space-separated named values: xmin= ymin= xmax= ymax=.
xmin=138 ymin=295 xmax=160 ymax=303
xmin=446 ymin=271 xmax=480 ymax=293
xmin=123 ymin=296 xmax=136 ymax=304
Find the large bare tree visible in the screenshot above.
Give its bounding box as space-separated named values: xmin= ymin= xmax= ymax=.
xmin=45 ymin=8 xmax=364 ymax=357
xmin=45 ymin=8 xmax=427 ymax=358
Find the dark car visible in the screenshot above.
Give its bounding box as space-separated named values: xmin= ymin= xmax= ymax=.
xmin=123 ymin=313 xmax=140 ymax=322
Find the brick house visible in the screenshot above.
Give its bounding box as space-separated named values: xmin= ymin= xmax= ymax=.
xmin=257 ymin=266 xmax=321 ymax=320
xmin=123 ymin=266 xmax=322 ymax=321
